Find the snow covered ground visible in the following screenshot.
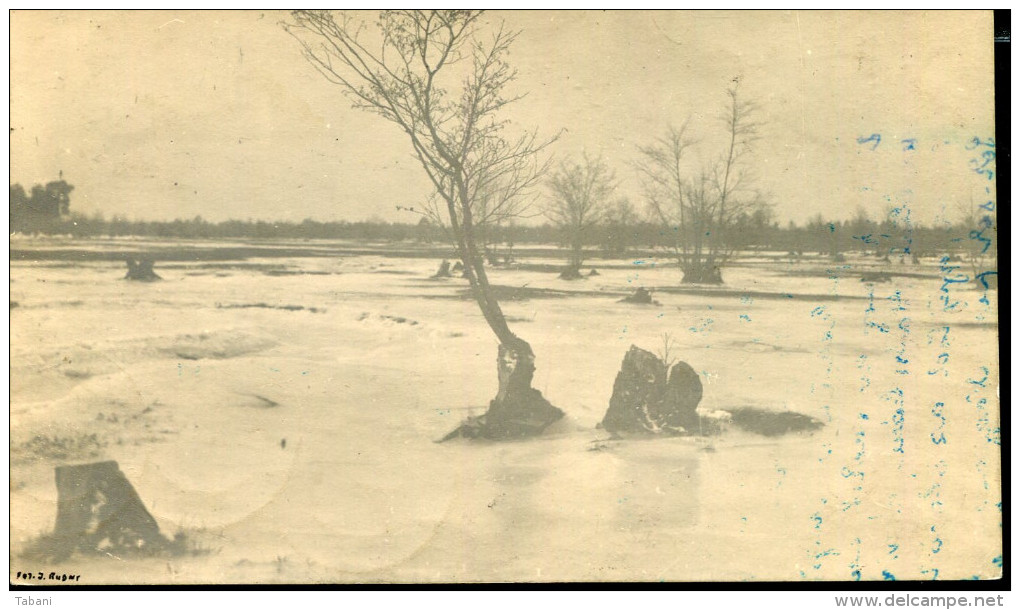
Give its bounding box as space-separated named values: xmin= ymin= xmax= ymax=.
xmin=9 ymin=239 xmax=1000 ymax=583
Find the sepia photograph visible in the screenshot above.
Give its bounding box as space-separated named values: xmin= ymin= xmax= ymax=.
xmin=9 ymin=10 xmax=1001 ymax=586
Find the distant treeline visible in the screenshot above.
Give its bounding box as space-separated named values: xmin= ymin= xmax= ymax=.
xmin=10 ymin=208 xmax=989 ymax=260
xmin=9 ymin=177 xmax=993 ymax=258
xmin=10 ymin=180 xmax=74 ymax=225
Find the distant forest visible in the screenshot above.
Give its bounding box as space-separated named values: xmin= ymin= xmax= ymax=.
xmin=10 ymin=179 xmax=995 ymax=263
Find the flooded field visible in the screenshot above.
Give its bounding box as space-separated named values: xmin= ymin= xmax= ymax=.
xmin=9 ymin=237 xmax=1001 ymax=583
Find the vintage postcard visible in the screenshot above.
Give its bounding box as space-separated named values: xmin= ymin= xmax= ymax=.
xmin=10 ymin=10 xmax=1000 ymax=585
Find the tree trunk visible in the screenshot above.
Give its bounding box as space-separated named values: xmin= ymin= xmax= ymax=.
xmin=571 ymin=239 xmax=583 ymax=270
xmin=124 ymin=258 xmax=161 ymax=281
xmin=440 ymin=342 xmax=563 ymax=441
xmin=438 ymin=186 xmax=563 ymax=442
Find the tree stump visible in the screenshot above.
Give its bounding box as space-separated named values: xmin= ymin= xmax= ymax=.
xmin=600 ymin=345 xmax=703 ymax=436
xmin=663 ymin=361 xmax=703 ymax=430
xmin=451 ymin=260 xmax=471 ymax=278
xmin=559 ymin=266 xmax=584 ymax=280
xmin=601 ymin=346 xmax=666 ymax=435
xmin=432 ymin=259 xmax=453 ymax=278
xmin=124 ymin=258 xmax=161 ymax=281
xmin=51 ymin=461 xmax=168 ymax=558
xmin=681 ymin=264 xmax=723 ymax=284
xmin=620 ymin=287 xmax=659 ymax=305
xmin=439 ymin=343 xmax=564 ymax=441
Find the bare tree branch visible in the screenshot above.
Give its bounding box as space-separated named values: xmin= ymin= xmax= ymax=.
xmin=637 ymin=86 xmax=769 ymax=284
xmin=544 ymin=152 xmax=618 ymax=270
xmin=284 ymin=10 xmax=556 ymax=353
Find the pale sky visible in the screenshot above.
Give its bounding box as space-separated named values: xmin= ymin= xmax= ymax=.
xmin=10 ymin=10 xmax=996 ymax=225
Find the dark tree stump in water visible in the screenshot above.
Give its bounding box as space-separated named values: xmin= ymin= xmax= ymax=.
xmin=432 ymin=259 xmax=453 ymax=278
xmin=601 ymin=346 xmax=666 ymax=435
xmin=559 ymin=266 xmax=584 ymax=280
xmin=681 ymin=265 xmax=723 ymax=284
xmin=600 ymin=345 xmax=702 ymax=436
xmin=620 ymin=287 xmax=659 ymax=305
xmin=439 ymin=343 xmax=564 ymax=441
xmin=125 ymin=258 xmax=161 ymax=281
xmin=51 ymin=461 xmax=168 ymax=558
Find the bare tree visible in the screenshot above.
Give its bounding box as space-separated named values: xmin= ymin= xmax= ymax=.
xmin=406 ymin=175 xmax=531 ymax=265
xmin=639 ymin=83 xmax=766 ymax=284
xmin=284 ymin=10 xmax=562 ymax=438
xmin=544 ymin=152 xmax=617 ymax=275
xmin=600 ymin=197 xmax=639 ymax=257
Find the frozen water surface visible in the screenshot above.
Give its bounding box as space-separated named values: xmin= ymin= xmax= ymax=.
xmin=9 ymin=238 xmax=1000 ymax=583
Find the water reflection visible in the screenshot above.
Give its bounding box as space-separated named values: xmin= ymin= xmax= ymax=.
xmin=613 ymin=441 xmax=702 ymax=534
xmin=483 ymin=437 xmax=704 ymax=579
